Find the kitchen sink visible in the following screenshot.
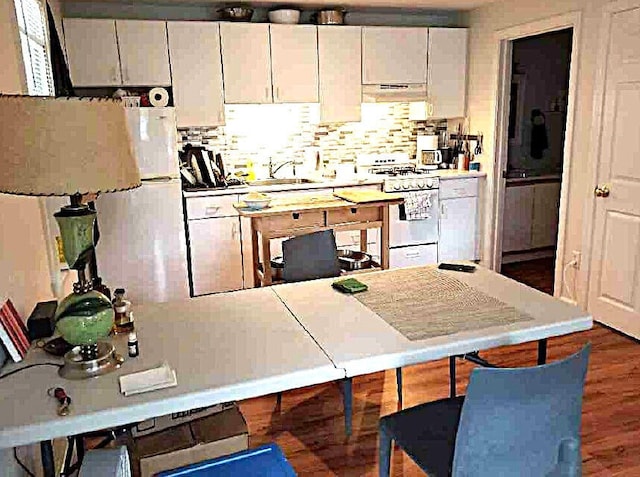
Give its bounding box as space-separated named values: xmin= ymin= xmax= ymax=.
xmin=248 ymin=178 xmax=318 ymax=186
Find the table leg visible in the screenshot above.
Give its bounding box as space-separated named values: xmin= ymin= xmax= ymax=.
xmin=396 ymin=367 xmax=403 ymax=409
xmin=449 ymin=356 xmax=457 ymax=398
xmin=251 ymin=219 xmax=260 ymax=288
xmin=381 ymin=205 xmax=390 ymax=269
xmin=360 ymin=230 xmax=368 ymax=253
xmin=341 ymin=377 xmax=353 ymax=437
xmin=538 ymin=339 xmax=548 ymax=365
xmin=41 ymin=440 xmax=55 ymax=477
xmin=261 ymin=232 xmax=272 ymax=286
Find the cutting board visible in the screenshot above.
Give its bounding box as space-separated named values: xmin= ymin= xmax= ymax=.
xmin=333 ymin=189 xmax=403 ymax=204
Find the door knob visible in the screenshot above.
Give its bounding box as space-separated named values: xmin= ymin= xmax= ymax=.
xmin=594 ymin=185 xmax=610 ymax=198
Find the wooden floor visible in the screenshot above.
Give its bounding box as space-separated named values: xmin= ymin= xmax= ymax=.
xmin=501 ymin=257 xmax=556 ymax=295
xmin=238 ymin=259 xmax=640 ymax=476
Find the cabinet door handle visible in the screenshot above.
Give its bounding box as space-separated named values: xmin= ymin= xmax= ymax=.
xmin=217 ymin=111 xmax=224 ymax=124
xmin=405 ymin=250 xmax=420 ymax=258
xmin=205 ymin=206 xmax=220 ymax=216
xmin=122 ymin=67 xmax=128 ymax=83
xmin=231 ymin=221 xmax=238 ymax=240
xmin=275 ymin=87 xmax=280 ymax=101
xmin=440 ymin=202 xmax=447 ymax=218
xmin=265 ymin=86 xmax=270 ymax=101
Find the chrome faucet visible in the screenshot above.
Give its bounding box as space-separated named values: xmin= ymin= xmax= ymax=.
xmin=268 ymin=158 xmax=296 ymax=178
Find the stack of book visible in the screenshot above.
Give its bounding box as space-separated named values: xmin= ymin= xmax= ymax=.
xmin=0 ymin=298 xmax=30 ymax=363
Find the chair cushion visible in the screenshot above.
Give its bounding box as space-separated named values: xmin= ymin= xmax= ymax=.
xmin=282 ymin=230 xmax=341 ymax=283
xmin=380 ymin=396 xmax=465 ymax=477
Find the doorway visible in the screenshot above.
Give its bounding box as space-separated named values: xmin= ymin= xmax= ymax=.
xmin=491 ymin=15 xmax=580 ymax=298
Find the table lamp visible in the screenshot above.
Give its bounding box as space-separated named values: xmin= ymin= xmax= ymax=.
xmin=0 ymin=95 xmax=141 ymax=379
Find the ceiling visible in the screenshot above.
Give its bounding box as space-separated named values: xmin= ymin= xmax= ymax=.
xmin=61 ymin=0 xmax=497 ymax=11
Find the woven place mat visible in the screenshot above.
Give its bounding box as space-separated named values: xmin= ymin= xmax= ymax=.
xmin=354 ymin=266 xmax=534 ymax=341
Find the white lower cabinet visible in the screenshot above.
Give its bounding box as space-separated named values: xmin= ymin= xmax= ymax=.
xmin=188 ymin=214 xmax=243 ymax=296
xmin=390 ymin=244 xmax=438 ymax=268
xmin=438 ymin=178 xmax=480 ymax=262
xmin=439 ymin=197 xmax=478 ymax=261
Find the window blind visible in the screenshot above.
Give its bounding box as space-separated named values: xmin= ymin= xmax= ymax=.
xmin=14 ymin=0 xmax=54 ymax=96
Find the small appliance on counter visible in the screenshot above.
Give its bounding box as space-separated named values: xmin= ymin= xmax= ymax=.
xmin=417 ymin=134 xmax=442 ymax=170
xmin=179 ymin=145 xmax=246 ymax=191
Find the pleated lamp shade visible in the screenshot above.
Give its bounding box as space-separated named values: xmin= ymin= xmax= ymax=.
xmin=0 ymin=95 xmax=141 ymax=196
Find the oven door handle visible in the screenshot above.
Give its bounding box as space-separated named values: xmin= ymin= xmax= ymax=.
xmin=440 ymin=201 xmax=447 ymax=219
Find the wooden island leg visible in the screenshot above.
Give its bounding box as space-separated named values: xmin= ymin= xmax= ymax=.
xmin=360 ymin=230 xmax=368 ymax=254
xmin=261 ymin=231 xmax=273 ymax=286
xmin=251 ymin=218 xmax=261 ymax=287
xmin=381 ymin=204 xmax=390 ymax=269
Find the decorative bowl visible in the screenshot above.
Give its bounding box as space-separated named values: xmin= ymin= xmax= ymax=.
xmin=268 ymin=9 xmax=301 ymax=24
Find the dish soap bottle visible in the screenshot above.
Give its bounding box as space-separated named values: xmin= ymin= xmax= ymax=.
xmin=246 ymin=160 xmax=256 ymax=182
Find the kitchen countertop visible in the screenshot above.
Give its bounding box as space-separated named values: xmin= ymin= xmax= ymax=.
xmin=506 ymin=173 xmax=562 ymax=185
xmin=183 ymin=170 xmax=486 ymax=198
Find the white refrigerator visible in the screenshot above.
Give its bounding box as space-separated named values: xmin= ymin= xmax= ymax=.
xmin=95 ymin=107 xmax=189 ymax=304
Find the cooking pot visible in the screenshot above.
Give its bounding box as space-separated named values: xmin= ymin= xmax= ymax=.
xmin=313 ymin=8 xmax=346 ymax=25
xmin=338 ymin=250 xmax=371 ymax=271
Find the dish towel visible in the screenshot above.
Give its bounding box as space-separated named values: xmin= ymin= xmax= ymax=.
xmin=402 ymin=191 xmax=432 ymax=220
xmin=119 ymin=362 xmax=177 ymax=397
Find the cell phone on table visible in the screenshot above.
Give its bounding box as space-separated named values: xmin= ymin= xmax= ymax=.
xmin=438 ymin=263 xmax=476 ymax=273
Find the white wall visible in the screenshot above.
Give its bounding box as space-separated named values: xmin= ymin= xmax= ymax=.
xmin=465 ymin=0 xmax=609 ymax=305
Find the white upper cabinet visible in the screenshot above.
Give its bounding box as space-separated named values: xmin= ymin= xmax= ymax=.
xmin=167 ymin=22 xmax=225 ymax=127
xmin=318 ymin=25 xmax=361 ymax=123
xmin=220 ymin=23 xmax=272 ymax=104
xmin=116 ymin=20 xmax=171 ymax=86
xmin=428 ymin=28 xmax=468 ymax=118
xmin=270 ymin=25 xmax=319 ymax=103
xmin=64 ymin=19 xmax=121 ymax=87
xmin=362 ymin=27 xmax=428 ymax=84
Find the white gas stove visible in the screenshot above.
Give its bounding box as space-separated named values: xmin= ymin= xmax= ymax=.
xmin=357 ymin=153 xmax=440 ymax=269
xmin=357 ymin=153 xmax=440 ymax=193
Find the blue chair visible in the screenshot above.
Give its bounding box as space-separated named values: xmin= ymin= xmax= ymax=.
xmin=156 ymin=444 xmax=296 ymax=476
xmin=282 ymin=230 xmax=341 ymax=283
xmin=379 ymin=344 xmax=590 ymax=477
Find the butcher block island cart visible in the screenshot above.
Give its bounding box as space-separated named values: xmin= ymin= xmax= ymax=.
xmin=236 ymin=191 xmax=403 ymax=287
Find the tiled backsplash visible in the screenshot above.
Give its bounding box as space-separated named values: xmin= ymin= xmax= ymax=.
xmin=178 ymin=102 xmax=446 ymax=176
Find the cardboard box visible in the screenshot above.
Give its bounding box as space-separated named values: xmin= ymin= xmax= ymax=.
xmin=129 ymin=406 xmax=248 ymax=477
xmin=131 ymin=402 xmax=236 ymax=438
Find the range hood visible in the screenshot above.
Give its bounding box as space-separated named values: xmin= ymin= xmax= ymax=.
xmin=362 ymin=83 xmax=428 ymax=103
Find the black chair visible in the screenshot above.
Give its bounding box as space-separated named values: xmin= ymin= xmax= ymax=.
xmin=379 ymin=344 xmax=590 ymax=477
xmin=282 ymin=230 xmax=341 ymax=283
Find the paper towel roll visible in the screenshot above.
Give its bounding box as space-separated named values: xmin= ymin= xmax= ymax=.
xmin=148 ymin=87 xmax=169 ymax=108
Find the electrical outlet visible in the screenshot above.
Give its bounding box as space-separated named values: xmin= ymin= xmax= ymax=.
xmin=571 ymin=250 xmax=581 ymax=269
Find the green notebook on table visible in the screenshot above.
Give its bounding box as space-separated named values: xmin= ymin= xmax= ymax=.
xmin=332 ymin=278 xmax=368 ymax=294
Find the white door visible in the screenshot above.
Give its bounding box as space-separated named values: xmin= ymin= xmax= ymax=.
xmin=362 ymin=27 xmax=427 ymax=85
xmin=270 ymin=25 xmax=318 ymax=103
xmin=318 ymin=26 xmax=362 ymax=123
xmin=220 ymin=23 xmax=272 ymax=104
xmin=63 ymin=19 xmax=121 ymax=86
xmin=189 ymin=217 xmax=244 ymax=296
xmin=428 ymin=28 xmax=468 ymax=118
xmin=502 ymin=185 xmax=534 ymax=252
xmin=588 ymin=6 xmax=640 ymax=338
xmin=531 ymin=182 xmax=561 ymax=249
xmin=167 ymin=22 xmax=225 ymax=127
xmin=439 ymin=197 xmax=478 ymax=261
xmin=116 ymin=20 xmax=171 ymax=86
xmin=96 ymin=181 xmax=189 ymax=304
xmin=125 ymin=108 xmax=178 ymax=179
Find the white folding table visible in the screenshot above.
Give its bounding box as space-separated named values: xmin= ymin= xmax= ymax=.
xmin=0 ymin=266 xmax=592 ymax=476
xmin=273 ymin=266 xmax=593 ymax=434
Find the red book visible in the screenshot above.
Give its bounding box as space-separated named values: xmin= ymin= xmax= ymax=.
xmin=0 ymin=299 xmax=29 ymax=357
xmin=5 ymin=299 xmax=30 ymax=351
